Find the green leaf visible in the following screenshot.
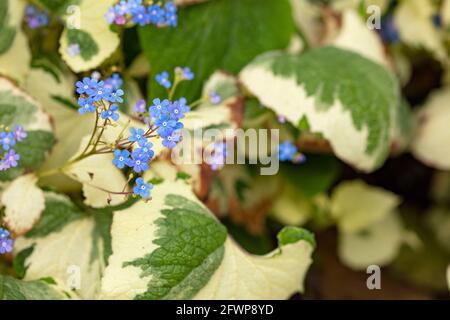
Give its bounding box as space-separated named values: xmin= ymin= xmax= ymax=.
xmin=124 ymin=194 xmax=227 ymax=300
xmin=0 ymin=131 xmax=55 ymax=181
xmin=0 ymin=0 xmax=16 ymax=55
xmin=240 ymin=46 xmax=401 ymax=172
xmin=14 ymin=193 xmax=137 ymax=299
xmin=0 ymin=275 xmax=67 ymax=300
xmin=277 ymin=226 xmax=316 ymax=248
xmin=280 ymin=154 xmax=340 ymax=198
xmin=0 ymin=1 xmax=30 ymax=83
xmin=66 ymin=29 xmax=99 ymax=61
xmin=25 ymin=192 xmax=86 ymax=238
xmin=13 ymin=246 xmax=34 ymax=279
xmin=59 ymin=0 xmax=120 ymax=72
xmin=0 ymin=78 xmax=55 ymax=181
xmin=176 ymin=171 xmax=192 ymax=181
xmin=100 ymin=174 xmax=315 ymax=300
xmin=138 ymin=0 xmax=295 ymax=101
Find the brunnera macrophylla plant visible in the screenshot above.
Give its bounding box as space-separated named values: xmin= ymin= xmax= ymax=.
xmin=42 ymin=67 xmax=195 ymax=202
xmin=2 ymin=0 xmax=449 ymax=300
xmin=0 ymin=67 xmax=315 ymax=300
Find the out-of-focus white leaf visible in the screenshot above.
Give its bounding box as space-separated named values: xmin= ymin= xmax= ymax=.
xmin=1 ymin=174 xmax=45 ymax=235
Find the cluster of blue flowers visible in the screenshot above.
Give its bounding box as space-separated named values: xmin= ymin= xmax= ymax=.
xmin=76 ymin=73 xmax=124 ymax=121
xmin=105 ymin=0 xmax=177 ymax=27
xmin=76 ymin=69 xmax=195 ymax=200
xmin=25 ymin=5 xmax=49 ymax=29
xmin=0 ymin=228 xmax=13 ymax=255
xmin=0 ymin=126 xmax=27 ymax=171
xmin=278 ymin=141 xmax=306 ymax=164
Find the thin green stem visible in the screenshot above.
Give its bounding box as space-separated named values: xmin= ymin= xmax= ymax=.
xmin=78 ymin=110 xmax=100 ymax=159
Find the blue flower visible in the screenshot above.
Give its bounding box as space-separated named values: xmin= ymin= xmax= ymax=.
xmin=25 ymin=5 xmax=48 ymax=29
xmin=0 ymin=161 xmax=10 ymax=171
xmin=164 ymin=2 xmax=177 ymax=27
xmin=378 ymin=15 xmax=399 ymax=44
xmin=105 ymin=73 xmax=123 ymax=91
xmin=156 ymin=71 xmax=171 ymax=89
xmin=105 ymin=6 xmax=116 ymax=24
xmin=165 ymin=2 xmax=177 ymax=13
xmin=180 ymin=67 xmax=194 ymax=80
xmin=127 ymin=0 xmax=143 ymax=13
xmin=112 ymin=149 xmax=131 ymax=169
xmin=129 ymin=150 xmax=150 ymax=173
xmin=109 ymin=89 xmax=124 ymax=103
xmin=13 ymin=126 xmax=27 ymax=142
xmin=149 ymin=98 xmax=170 ymax=118
xmin=156 ymin=114 xmax=181 ymax=138
xmin=134 ymin=99 xmax=147 ymax=113
xmin=209 ymin=91 xmax=222 ymax=105
xmin=114 ymin=0 xmax=130 ymax=15
xmin=67 ymin=43 xmax=81 ymax=57
xmin=137 ymin=140 xmax=154 ymax=159
xmin=0 ymin=237 xmax=13 ymax=254
xmin=207 ymin=142 xmax=227 ymax=171
xmin=148 ymin=4 xmax=165 ymax=25
xmin=0 ymin=132 xmax=16 ymax=151
xmin=3 ymin=150 xmax=20 ymax=168
xmin=168 ymin=99 xmax=189 ymax=120
xmin=278 ymin=141 xmax=297 ymax=162
xmin=128 ymin=127 xmax=147 ymax=145
xmin=90 ymin=81 xmax=111 ymax=101
xmin=37 ymin=13 xmax=48 ymax=26
xmin=132 ymin=5 xmax=148 ymax=26
xmin=101 ymin=104 xmax=120 ymax=121
xmin=76 ymin=77 xmax=95 ymax=95
xmin=162 ymin=130 xmax=182 ymax=149
xmin=133 ymin=178 xmax=153 ymax=199
xmin=177 ymin=98 xmax=190 ymax=112
xmin=26 ymin=5 xmax=37 ymax=16
xmin=78 ymin=97 xmax=96 ymax=115
xmin=432 ymin=14 xmax=442 ymax=28
xmin=0 ymin=228 xmax=10 ymax=239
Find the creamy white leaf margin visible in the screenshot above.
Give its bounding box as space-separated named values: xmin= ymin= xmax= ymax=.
xmin=330 ymin=180 xmax=401 ymax=233
xmin=0 ymin=0 xmax=31 ymax=83
xmin=14 ymin=210 xmax=103 ymax=299
xmin=444 ymin=0 xmax=450 ymax=27
xmin=394 ymin=0 xmax=446 ymax=62
xmin=411 ymin=88 xmax=450 ymax=170
xmin=59 ymin=0 xmax=120 ymax=72
xmin=239 ymin=49 xmax=398 ymax=172
xmin=331 ymin=0 xmax=388 ymax=12
xmin=1 ymin=174 xmax=45 ymax=236
xmin=64 ymin=144 xmax=128 ymax=208
xmin=331 ymin=10 xmax=389 ymax=67
xmin=62 ymin=110 xmax=161 ymax=208
xmin=193 ymin=237 xmax=313 ymax=299
xmin=338 ymin=211 xmax=407 ymax=270
xmin=289 ymin=0 xmax=322 ymax=46
xmin=0 ymin=77 xmax=52 ymax=132
xmin=183 ymin=71 xmax=239 ymax=133
xmin=100 ymin=175 xmax=314 ymax=300
xmin=330 ymin=180 xmax=416 ymax=270
xmin=25 ymin=65 xmax=94 ymax=192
